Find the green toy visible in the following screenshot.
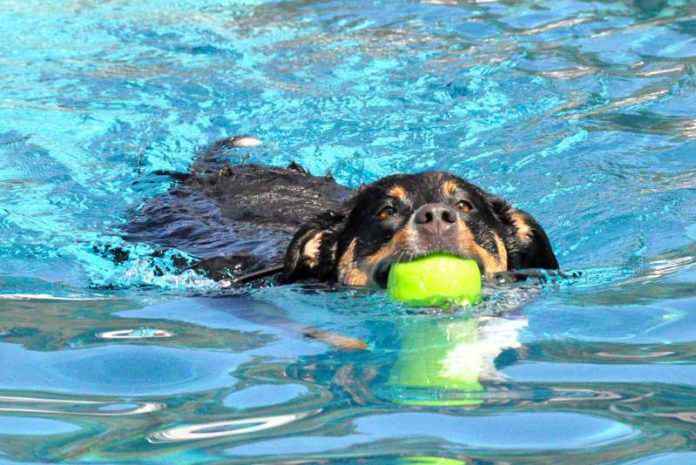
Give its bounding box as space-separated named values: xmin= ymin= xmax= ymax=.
xmin=387 ymin=253 xmax=482 ymax=307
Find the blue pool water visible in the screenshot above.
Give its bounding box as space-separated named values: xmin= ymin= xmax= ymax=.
xmin=1 ymin=0 xmax=695 ymax=463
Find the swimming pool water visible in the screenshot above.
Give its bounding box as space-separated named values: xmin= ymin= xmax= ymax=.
xmin=1 ymin=0 xmax=695 ymax=463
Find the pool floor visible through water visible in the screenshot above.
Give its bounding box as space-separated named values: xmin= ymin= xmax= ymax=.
xmin=1 ymin=0 xmax=696 ymax=464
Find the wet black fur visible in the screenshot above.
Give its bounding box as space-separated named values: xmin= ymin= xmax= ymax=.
xmin=126 ymin=139 xmax=558 ymax=286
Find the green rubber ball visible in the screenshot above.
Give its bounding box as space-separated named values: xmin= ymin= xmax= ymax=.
xmin=387 ymin=253 xmax=482 ymax=307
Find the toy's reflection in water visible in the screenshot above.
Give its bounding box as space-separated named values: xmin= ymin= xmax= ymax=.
xmin=381 ymin=315 xmax=527 ymax=406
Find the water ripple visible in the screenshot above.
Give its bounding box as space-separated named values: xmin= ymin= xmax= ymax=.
xmin=0 ymin=395 xmax=162 ymax=416
xmin=149 ymin=410 xmax=315 ymax=443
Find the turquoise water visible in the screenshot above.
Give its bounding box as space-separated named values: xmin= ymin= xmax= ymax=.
xmin=1 ymin=0 xmax=695 ymax=463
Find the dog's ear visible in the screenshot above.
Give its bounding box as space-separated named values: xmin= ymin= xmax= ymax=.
xmin=488 ymin=196 xmax=559 ymax=270
xmin=281 ymin=210 xmax=345 ymax=283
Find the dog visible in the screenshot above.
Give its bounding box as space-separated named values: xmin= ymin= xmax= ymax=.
xmin=125 ymin=136 xmax=559 ymax=288
xmin=281 ymin=167 xmax=559 ymax=287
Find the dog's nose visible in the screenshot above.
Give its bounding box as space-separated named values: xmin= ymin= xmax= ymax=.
xmin=413 ymin=203 xmax=458 ymax=236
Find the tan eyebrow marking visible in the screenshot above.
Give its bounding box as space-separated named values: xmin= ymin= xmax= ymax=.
xmin=387 ymin=185 xmax=408 ymax=201
xmin=442 ymin=180 xmax=458 ymax=196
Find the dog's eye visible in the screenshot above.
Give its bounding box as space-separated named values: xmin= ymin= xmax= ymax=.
xmin=376 ymin=206 xmax=396 ymax=220
xmin=456 ymin=200 xmax=473 ymax=213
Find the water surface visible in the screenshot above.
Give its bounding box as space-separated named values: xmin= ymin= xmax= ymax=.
xmin=1 ymin=0 xmax=695 ymax=463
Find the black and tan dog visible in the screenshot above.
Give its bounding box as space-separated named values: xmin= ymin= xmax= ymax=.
xmin=125 ymin=137 xmax=559 ymax=287
xmin=283 ymin=169 xmax=558 ymax=287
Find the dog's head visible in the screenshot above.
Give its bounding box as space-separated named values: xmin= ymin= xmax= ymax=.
xmin=282 ymin=171 xmax=559 ymax=287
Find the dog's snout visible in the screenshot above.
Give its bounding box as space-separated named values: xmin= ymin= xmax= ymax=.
xmin=413 ymin=203 xmax=458 ymax=236
xmin=414 ymin=203 xmax=457 ymax=225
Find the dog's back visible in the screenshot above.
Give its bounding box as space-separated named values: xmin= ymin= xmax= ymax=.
xmin=125 ymin=139 xmax=351 ymax=282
